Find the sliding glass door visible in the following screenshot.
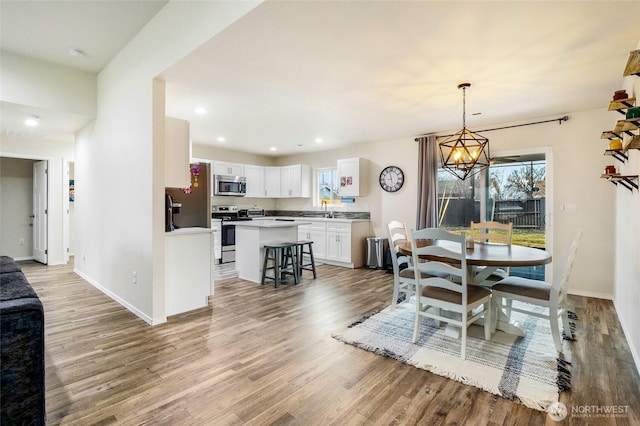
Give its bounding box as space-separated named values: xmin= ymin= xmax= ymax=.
xmin=438 ymin=150 xmax=549 ymax=280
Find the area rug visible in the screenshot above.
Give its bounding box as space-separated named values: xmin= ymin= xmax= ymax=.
xmin=332 ymin=302 xmax=575 ymax=411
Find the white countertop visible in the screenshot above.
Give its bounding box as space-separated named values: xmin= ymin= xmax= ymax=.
xmin=228 ymin=220 xmax=311 ymax=228
xmin=259 ymin=216 xmax=369 ymax=223
xmin=166 ymin=227 xmax=215 ymax=235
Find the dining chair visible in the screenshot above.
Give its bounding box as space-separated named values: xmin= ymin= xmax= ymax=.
xmin=469 ymin=221 xmax=513 ymax=283
xmin=387 ymin=221 xmax=415 ymax=309
xmin=491 ymin=230 xmax=582 ymax=354
xmin=410 ymin=228 xmax=492 ymax=360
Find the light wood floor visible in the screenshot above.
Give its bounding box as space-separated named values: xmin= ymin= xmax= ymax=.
xmin=18 ymin=260 xmax=640 ymax=425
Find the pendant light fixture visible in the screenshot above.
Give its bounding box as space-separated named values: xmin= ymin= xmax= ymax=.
xmin=438 ymin=83 xmax=490 ymax=180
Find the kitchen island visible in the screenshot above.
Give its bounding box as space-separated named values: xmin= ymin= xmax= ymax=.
xmin=231 ymin=220 xmax=310 ymax=283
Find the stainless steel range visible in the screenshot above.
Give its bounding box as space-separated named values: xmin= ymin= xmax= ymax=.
xmin=211 ymin=206 xmax=264 ymax=264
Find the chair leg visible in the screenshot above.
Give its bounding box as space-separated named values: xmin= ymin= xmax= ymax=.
xmin=483 ymin=301 xmax=492 ymax=341
xmin=549 ymin=309 xmax=563 ymax=353
xmin=412 ymin=299 xmax=422 ymax=343
xmin=307 ymin=243 xmax=316 ymax=279
xmin=261 ymin=247 xmax=270 ymax=285
xmin=274 ymin=248 xmax=282 ymax=288
xmin=504 ymin=298 xmax=513 ymax=319
xmin=460 ymin=311 xmax=467 ymax=360
xmin=391 ymin=277 xmax=400 ymax=310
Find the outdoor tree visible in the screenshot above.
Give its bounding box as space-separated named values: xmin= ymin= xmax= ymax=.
xmin=503 ymin=164 xmax=546 ymax=199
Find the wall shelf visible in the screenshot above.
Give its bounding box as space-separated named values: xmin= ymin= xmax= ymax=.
xmin=608 ymin=97 xmax=636 ymax=115
xmin=600 ymin=174 xmax=639 ymax=192
xmin=623 ymin=49 xmax=640 ymax=77
xmin=604 ymin=149 xmax=629 ymax=163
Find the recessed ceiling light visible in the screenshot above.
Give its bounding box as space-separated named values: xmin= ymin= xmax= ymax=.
xmin=315 ymin=138 xmax=323 ymax=143
xmin=67 ymin=48 xmax=84 ymax=57
xmin=194 ymin=107 xmax=207 ymax=115
xmin=24 ymin=116 xmax=39 ymax=127
xmin=269 ymin=147 xmax=277 ymax=152
xmin=216 ymin=136 xmax=225 ymax=143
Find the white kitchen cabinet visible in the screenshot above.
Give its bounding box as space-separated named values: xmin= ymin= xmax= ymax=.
xmin=324 ymin=220 xmax=370 ymax=268
xmin=325 ymin=222 xmax=352 ymax=264
xmin=244 ymin=164 xmax=265 ymax=198
xmin=297 ymin=220 xmax=326 ymax=259
xmin=213 ymin=161 xmax=244 ymax=177
xmin=280 ymin=164 xmax=311 ymax=197
xmin=337 ymin=157 xmax=366 ymax=197
xmin=264 ymin=166 xmax=281 ymax=197
xmin=165 ymin=116 xmax=191 ymax=188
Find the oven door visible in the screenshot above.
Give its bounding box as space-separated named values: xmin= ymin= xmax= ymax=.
xmin=220 ymin=223 xmax=236 ymax=263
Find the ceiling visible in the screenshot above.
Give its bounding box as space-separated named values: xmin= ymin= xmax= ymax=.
xmin=2 ymin=1 xmax=639 ymax=155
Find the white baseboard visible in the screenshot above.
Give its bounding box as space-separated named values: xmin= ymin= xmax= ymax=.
xmin=13 ymin=256 xmax=34 ymax=261
xmin=567 ymin=289 xmax=613 ymax=300
xmin=73 ymin=268 xmax=166 ymax=326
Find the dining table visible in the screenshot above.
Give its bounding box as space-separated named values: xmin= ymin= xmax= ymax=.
xmin=397 ymin=240 xmax=552 ymax=337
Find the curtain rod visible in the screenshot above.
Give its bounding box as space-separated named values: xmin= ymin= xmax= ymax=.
xmin=415 ymin=115 xmax=569 ymax=140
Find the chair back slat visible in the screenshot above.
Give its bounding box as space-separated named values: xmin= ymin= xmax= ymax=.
xmin=410 ymin=227 xmax=467 ymax=289
xmin=387 ymin=221 xmax=411 ymax=272
xmin=470 ymin=221 xmax=513 ymax=245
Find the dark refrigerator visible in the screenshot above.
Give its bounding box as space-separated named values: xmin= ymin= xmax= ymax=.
xmin=165 ymin=162 xmax=211 ymax=230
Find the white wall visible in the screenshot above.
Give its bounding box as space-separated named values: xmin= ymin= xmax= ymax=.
xmin=614 ymin=43 xmax=640 ymax=371
xmin=1 ymin=135 xmax=75 ymax=264
xmin=74 ymin=1 xmax=262 ymax=325
xmin=195 ymin=108 xmax=616 ymax=301
xmin=1 ymin=51 xmax=96 ymax=117
xmin=0 ymin=157 xmax=36 ymax=258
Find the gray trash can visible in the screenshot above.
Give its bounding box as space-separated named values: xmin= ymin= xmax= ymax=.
xmin=366 ymin=237 xmax=388 ymax=269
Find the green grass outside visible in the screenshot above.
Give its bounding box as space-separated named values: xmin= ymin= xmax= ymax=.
xmin=443 ymin=227 xmax=546 ymax=249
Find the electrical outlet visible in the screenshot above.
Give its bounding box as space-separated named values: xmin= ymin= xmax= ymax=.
xmin=18 ymin=238 xmax=25 ymax=245
xmin=132 ymin=271 xmax=137 ymax=284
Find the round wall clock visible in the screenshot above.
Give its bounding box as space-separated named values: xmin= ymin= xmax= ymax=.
xmin=379 ymin=166 xmax=404 ymax=192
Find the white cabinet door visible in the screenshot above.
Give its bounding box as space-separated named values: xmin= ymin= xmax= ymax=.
xmin=244 ymin=165 xmax=264 ymax=198
xmin=280 ymin=165 xmax=311 ymax=198
xmin=297 ymin=221 xmax=326 ymax=259
xmin=264 ymin=166 xmax=281 ymax=197
xmin=280 ymin=166 xmax=293 ymax=197
xmin=165 ymin=117 xmax=191 ymax=188
xmin=325 ymin=222 xmax=351 ymax=263
xmin=213 ymin=161 xmax=244 ymax=177
xmin=337 ymin=158 xmax=364 ymax=197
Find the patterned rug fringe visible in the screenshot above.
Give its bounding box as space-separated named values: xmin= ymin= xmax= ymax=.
xmin=347 ymin=310 xmax=379 ymax=328
xmin=562 ymin=311 xmax=578 ymax=341
xmin=557 ymin=358 xmax=572 ymax=392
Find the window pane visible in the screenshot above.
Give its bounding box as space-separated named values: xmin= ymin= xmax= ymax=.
xmin=437 ymin=155 xmax=547 ymax=280
xmin=316 ymin=168 xmax=342 ymax=206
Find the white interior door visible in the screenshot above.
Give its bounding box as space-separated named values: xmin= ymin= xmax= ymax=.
xmin=33 ymin=160 xmax=48 ymax=264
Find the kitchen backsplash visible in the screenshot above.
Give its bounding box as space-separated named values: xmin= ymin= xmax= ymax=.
xmin=265 ymin=210 xmax=370 ymax=220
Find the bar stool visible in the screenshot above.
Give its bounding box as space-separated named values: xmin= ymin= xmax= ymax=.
xmin=296 ymin=240 xmax=317 ymax=279
xmin=261 ymin=242 xmax=299 ymax=288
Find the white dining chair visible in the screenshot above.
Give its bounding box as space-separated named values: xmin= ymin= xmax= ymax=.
xmin=410 ymin=228 xmax=492 ymax=360
xmin=469 ymin=221 xmax=513 ymax=283
xmin=491 ymin=230 xmax=582 ymax=354
xmin=387 ymin=221 xmax=415 ymax=309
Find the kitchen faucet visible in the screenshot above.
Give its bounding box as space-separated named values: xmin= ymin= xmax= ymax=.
xmin=322 ymin=200 xmax=333 ymax=218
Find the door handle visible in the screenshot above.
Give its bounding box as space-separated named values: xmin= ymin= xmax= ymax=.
xmin=29 ymin=214 xmax=35 ymax=218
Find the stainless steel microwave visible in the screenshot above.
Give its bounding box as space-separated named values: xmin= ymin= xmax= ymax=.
xmin=213 ymin=174 xmax=246 ymax=196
